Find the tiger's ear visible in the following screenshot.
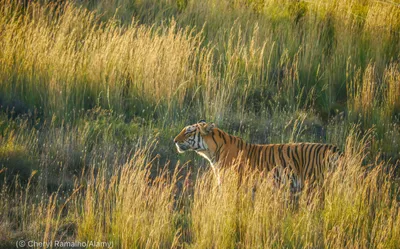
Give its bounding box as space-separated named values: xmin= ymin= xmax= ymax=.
xmin=198 ymin=119 xmax=206 ymax=124
xmin=199 ymin=122 xmax=215 ymax=135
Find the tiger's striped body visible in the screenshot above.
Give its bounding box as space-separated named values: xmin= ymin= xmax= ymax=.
xmin=174 ymin=121 xmax=340 ymax=190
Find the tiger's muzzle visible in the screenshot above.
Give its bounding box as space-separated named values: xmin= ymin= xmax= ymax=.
xmin=175 ymin=142 xmax=190 ymax=153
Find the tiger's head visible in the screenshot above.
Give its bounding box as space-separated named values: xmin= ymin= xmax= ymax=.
xmin=173 ymin=120 xmax=216 ymax=154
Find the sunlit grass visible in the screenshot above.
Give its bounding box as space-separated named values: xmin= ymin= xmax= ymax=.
xmin=0 ymin=0 xmax=399 ymax=248
xmin=0 ymin=130 xmax=398 ymax=248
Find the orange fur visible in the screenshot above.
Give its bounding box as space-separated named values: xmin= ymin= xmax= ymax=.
xmin=174 ymin=121 xmax=340 ymax=188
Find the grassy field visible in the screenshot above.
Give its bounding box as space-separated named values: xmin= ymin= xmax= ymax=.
xmin=0 ymin=0 xmax=399 ymax=248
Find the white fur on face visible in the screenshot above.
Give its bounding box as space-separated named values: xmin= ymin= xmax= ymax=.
xmin=175 ymin=124 xmax=208 ymax=152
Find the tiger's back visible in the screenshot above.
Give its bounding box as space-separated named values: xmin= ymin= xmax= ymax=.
xmin=240 ymin=143 xmax=339 ymax=188
xmin=212 ymin=130 xmax=340 ymax=188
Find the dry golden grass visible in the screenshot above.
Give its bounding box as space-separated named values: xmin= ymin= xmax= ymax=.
xmin=0 ymin=0 xmax=399 ymax=248
xmin=347 ymin=63 xmax=376 ymax=119
xmin=384 ymin=63 xmax=400 ymax=118
xmin=1 ymin=130 xmax=398 ymax=248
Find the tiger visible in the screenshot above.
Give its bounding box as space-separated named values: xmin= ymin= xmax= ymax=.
xmin=174 ymin=120 xmax=341 ymax=191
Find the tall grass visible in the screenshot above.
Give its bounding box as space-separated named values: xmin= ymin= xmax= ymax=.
xmin=2 ymin=0 xmax=399 ymax=121
xmin=0 ymin=0 xmax=399 ymax=247
xmin=1 ymin=130 xmax=399 ymax=248
xmin=0 ymin=1 xmax=203 ymax=119
xmin=73 ymin=149 xmax=180 ymax=248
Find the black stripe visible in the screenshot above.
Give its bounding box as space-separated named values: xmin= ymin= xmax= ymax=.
xmin=248 ymin=144 xmax=254 ymax=159
xmin=211 ymin=131 xmax=218 ymax=147
xmin=185 ymin=130 xmax=196 ymax=135
xmin=302 ymin=144 xmax=310 ymax=179
xmin=286 ymin=145 xmax=291 ymax=159
xmin=315 ymin=144 xmax=324 ymax=176
xmin=314 ymin=144 xmax=325 ymax=180
xmin=263 ymin=147 xmax=267 ymax=169
xmin=201 ymin=137 xmax=206 ymax=150
xmin=321 ymin=145 xmax=328 ymax=159
xmin=217 ymin=144 xmax=225 ymax=162
xmin=299 ymin=143 xmax=305 ymax=169
xmin=294 ymin=145 xmax=301 ymax=172
xmin=268 ymin=146 xmax=273 ymax=168
xmin=271 ymin=146 xmax=275 ymax=168
xmin=254 ymin=146 xmax=259 ymax=165
xmin=197 ymin=133 xmax=201 ymax=146
xmin=252 ymin=145 xmax=257 ymax=161
xmin=216 ymin=146 xmax=221 ymax=161
xmin=218 ymin=130 xmax=227 ymax=144
xmin=303 ymin=144 xmax=310 ymax=169
xmin=211 ymin=131 xmax=219 ymax=162
xmin=251 ymin=145 xmax=257 ymax=167
xmin=215 ymin=141 xmax=224 ymax=162
xmin=286 ymin=145 xmax=291 ymax=168
xmin=255 ymin=146 xmax=261 ymax=168
xmin=306 ymin=144 xmax=317 ymax=177
xmin=252 ymin=145 xmax=257 ymax=167
xmin=278 ymin=145 xmax=286 ymax=168
xmin=277 ymin=145 xmax=282 ymax=167
xmin=321 ymin=145 xmax=330 ymax=164
xmin=287 ymin=146 xmax=296 ymax=172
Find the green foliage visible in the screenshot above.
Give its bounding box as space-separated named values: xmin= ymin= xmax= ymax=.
xmin=0 ymin=139 xmax=36 ymax=186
